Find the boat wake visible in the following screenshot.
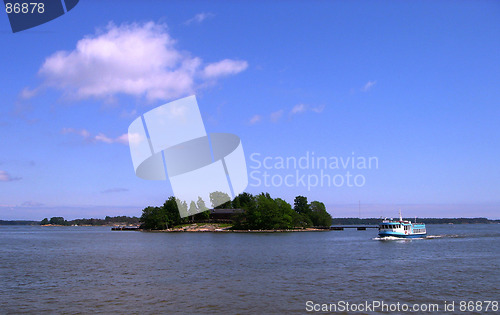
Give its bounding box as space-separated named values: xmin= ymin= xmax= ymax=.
xmin=425 ymin=235 xmax=450 ymax=239
xmin=374 ymin=233 xmax=500 ymax=241
xmin=427 ymin=233 xmax=500 ymax=239
xmin=372 ymin=236 xmax=425 ymax=241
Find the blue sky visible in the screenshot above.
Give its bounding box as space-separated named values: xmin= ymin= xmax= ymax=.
xmin=1 ymin=1 xmax=499 ymax=219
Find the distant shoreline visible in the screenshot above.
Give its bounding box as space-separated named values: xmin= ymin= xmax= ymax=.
xmin=1 ymin=217 xmax=499 ymax=226
xmin=146 ymin=229 xmax=329 ymax=233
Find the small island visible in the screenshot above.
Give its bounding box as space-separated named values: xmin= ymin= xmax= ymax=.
xmin=138 ymin=192 xmax=333 ymax=232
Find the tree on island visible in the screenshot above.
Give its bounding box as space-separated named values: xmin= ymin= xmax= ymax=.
xmin=40 ymin=218 xmax=49 ymax=225
xmin=292 ymin=196 xmax=313 ymax=227
xmin=49 ymin=217 xmax=68 ymax=226
xmin=140 ymin=206 xmax=168 ymax=230
xmin=309 ymin=201 xmax=332 ymax=227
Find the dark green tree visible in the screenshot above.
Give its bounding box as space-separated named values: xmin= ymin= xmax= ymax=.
xmin=231 ymin=193 xmax=255 ymax=229
xmin=49 ymin=217 xmax=67 ymax=225
xmin=273 ymin=198 xmax=295 ymax=229
xmin=233 ymin=192 xmax=255 ymax=210
xmin=140 ymin=206 xmax=167 ymax=230
xmin=40 ymin=218 xmax=49 ymax=225
xmin=309 ymin=201 xmax=332 ymax=227
xmin=292 ymin=196 xmax=312 ymax=227
xmin=164 ymin=197 xmax=184 ymax=227
xmin=236 ymin=193 xmax=296 ymax=230
xmin=293 ymin=196 xmax=310 ymax=215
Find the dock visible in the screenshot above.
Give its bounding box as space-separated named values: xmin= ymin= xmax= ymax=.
xmin=330 ymin=225 xmax=379 ymax=231
xmin=111 ymin=226 xmax=140 ymax=231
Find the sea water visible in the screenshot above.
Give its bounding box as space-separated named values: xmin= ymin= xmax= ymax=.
xmin=0 ymin=224 xmax=498 ymax=313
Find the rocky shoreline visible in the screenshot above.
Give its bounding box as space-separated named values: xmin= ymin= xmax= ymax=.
xmin=143 ymin=223 xmax=328 ymax=233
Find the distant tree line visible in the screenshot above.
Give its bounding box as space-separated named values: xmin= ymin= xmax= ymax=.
xmin=39 ymin=216 xmax=140 ymax=226
xmin=139 ymin=192 xmax=333 ymax=230
xmin=0 ymin=220 xmax=39 ymax=225
xmin=331 ymin=217 xmax=499 ymax=225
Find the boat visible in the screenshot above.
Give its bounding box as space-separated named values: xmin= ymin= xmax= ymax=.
xmin=378 ymin=211 xmax=426 ymax=238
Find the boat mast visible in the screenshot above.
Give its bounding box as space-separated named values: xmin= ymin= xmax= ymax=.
xmin=399 ymin=209 xmax=402 ymax=221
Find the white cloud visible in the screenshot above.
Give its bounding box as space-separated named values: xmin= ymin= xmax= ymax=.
xmin=270 ymin=109 xmax=284 ymax=122
xmin=62 ymin=128 xmax=131 ymax=145
xmin=185 ymin=12 xmax=215 ymax=25
xmin=94 ymin=133 xmax=113 ymax=144
xmin=311 ymin=105 xmax=325 ymax=113
xmin=62 ymin=127 xmax=91 ymax=139
xmin=249 ymin=115 xmax=262 ymax=125
xmin=101 ymin=188 xmax=129 ymax=194
xmin=203 ymin=59 xmax=248 ymax=78
xmin=120 ymin=109 xmax=137 ymax=119
xmin=250 ymin=103 xmax=323 ymax=125
xmin=290 ymin=104 xmax=307 ymax=115
xmin=19 ymin=87 xmax=39 ymax=100
xmin=35 ymin=21 xmax=248 ymax=102
xmin=290 ymin=104 xmax=324 ymax=115
xmin=0 ymin=170 xmax=21 ymax=182
xmin=361 ymin=80 xmax=376 ymax=92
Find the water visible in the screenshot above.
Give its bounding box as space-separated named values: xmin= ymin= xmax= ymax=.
xmin=0 ymin=224 xmax=499 ymax=314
